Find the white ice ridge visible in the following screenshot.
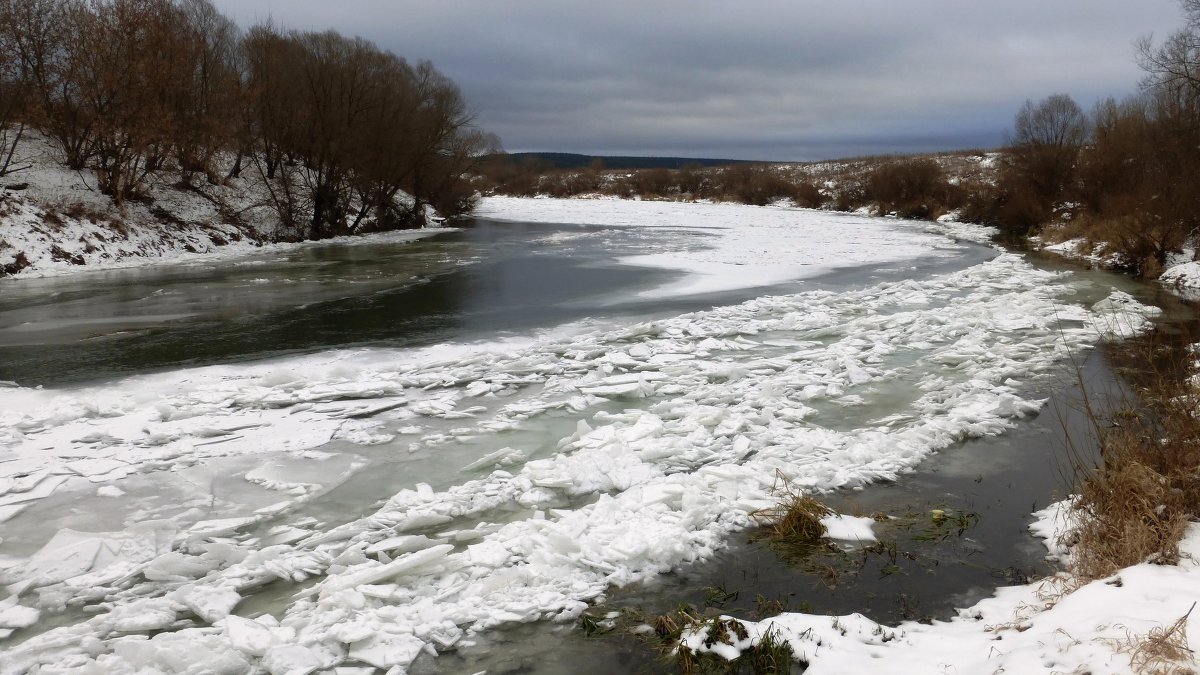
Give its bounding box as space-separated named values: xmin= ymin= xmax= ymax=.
xmin=0 ymin=253 xmax=1161 ymax=673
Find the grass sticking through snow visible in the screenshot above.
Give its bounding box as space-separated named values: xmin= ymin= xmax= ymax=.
xmin=1104 ymin=602 xmax=1196 ymax=674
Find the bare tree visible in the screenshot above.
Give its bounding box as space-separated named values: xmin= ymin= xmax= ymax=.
xmin=1138 ymin=0 xmax=1200 ymax=89
xmin=69 ymin=0 xmax=206 ymax=204
xmin=0 ymin=0 xmax=32 ymax=176
xmin=245 ymin=28 xmax=487 ymax=237
xmin=1 ymin=0 xmax=97 ymax=169
xmin=1012 ymin=94 xmax=1089 ymax=149
xmin=170 ymin=0 xmax=241 ymax=183
xmin=1004 ymin=93 xmax=1088 ymax=208
xmin=401 ymin=61 xmax=489 ymax=220
xmin=1 ymin=0 xmax=489 ymax=230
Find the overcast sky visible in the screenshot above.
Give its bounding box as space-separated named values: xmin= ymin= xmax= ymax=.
xmin=211 ymin=1 xmax=1184 ymax=161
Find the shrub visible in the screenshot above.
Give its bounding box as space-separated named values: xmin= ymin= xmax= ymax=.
xmin=865 ymin=158 xmax=948 ymax=219
xmin=715 ymin=164 xmax=802 ymax=206
xmin=629 ymin=167 xmax=675 ymax=197
xmin=791 ymin=180 xmax=825 ymax=209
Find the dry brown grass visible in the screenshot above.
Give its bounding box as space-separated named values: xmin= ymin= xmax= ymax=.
xmin=750 ymin=473 xmax=831 ymax=543
xmin=1105 ymin=602 xmax=1197 ymax=674
xmin=1066 ymin=332 xmax=1200 ymax=581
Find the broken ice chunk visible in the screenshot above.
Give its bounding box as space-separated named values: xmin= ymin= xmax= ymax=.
xmin=64 ymin=457 xmax=130 ymax=478
xmin=15 ymin=522 xmax=175 ymax=590
xmin=263 ymin=526 xmax=312 ymax=546
xmin=0 ymin=596 xmax=39 ymax=629
xmin=262 ymin=643 xmax=324 ymax=675
xmin=0 ymin=474 xmax=68 ymax=507
xmin=363 ymin=534 xmax=445 ymax=556
xmin=819 ymin=514 xmax=878 ymax=542
xmin=0 ymin=504 xmax=26 ymax=523
xmin=348 ymin=632 xmax=424 ymax=670
xmin=225 ymin=615 xmax=280 ymax=657
xmin=460 ymin=447 xmax=529 ymax=472
xmin=109 ymin=600 xmax=178 ymax=632
xmin=179 ymin=584 xmax=242 ymax=623
xmin=392 ymin=512 xmax=453 ymax=532
xmin=143 ymin=552 xmax=216 ymax=581
xmin=189 ymin=516 xmax=260 ymax=538
xmin=317 ymin=544 xmax=453 ymax=596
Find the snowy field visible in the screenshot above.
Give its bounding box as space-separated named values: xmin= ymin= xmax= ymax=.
xmin=0 ymin=198 xmax=1171 ymax=673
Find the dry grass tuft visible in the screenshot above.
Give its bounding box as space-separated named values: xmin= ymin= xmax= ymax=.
xmin=1105 ymin=602 xmax=1197 ymax=674
xmin=750 ymin=473 xmax=832 ymax=544
xmin=1071 ymin=452 xmax=1191 ymax=579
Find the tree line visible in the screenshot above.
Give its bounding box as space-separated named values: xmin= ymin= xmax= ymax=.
xmin=972 ymin=1 xmax=1200 ymax=277
xmin=0 ymin=0 xmax=493 ymax=239
xmin=476 ymin=158 xmax=827 ymax=207
xmin=898 ymin=0 xmax=1200 ymax=279
xmin=481 ymin=1 xmax=1200 ymax=279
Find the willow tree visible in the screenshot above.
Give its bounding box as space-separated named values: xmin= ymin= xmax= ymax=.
xmin=245 ymin=27 xmax=488 ymax=238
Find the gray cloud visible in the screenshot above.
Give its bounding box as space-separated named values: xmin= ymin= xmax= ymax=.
xmin=211 ymin=0 xmax=1184 ymax=160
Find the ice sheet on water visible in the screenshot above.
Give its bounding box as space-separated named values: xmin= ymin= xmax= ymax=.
xmin=9 ymin=521 xmax=175 ymax=593
xmin=0 ymin=252 xmax=1160 ymax=673
xmin=478 ymin=196 xmax=971 ymax=298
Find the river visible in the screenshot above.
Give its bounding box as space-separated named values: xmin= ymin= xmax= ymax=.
xmin=0 ymin=201 xmax=1174 ymax=674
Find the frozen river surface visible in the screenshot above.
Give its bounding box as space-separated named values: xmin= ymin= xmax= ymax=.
xmin=0 ymin=199 xmax=1157 ymax=673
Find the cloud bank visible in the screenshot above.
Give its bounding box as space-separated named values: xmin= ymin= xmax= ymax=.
xmin=212 ymin=0 xmax=1183 ymax=160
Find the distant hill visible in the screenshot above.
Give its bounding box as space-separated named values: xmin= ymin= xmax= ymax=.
xmin=498 ymin=152 xmax=754 ymax=170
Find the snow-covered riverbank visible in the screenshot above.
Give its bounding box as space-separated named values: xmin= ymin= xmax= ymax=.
xmin=0 ymin=132 xmax=451 ymax=280
xmin=0 ymin=189 xmax=449 ymax=279
xmin=0 ymin=196 xmax=1181 ymax=674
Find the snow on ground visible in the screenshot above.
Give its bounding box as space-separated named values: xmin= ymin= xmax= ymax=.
xmin=0 ymin=188 xmax=450 ymax=280
xmin=1161 ymin=261 xmax=1200 ymax=289
xmin=1041 ymin=237 xmax=1103 ymax=264
xmin=1041 ymin=236 xmax=1200 ymax=302
xmin=0 ymin=236 xmax=1162 ymax=673
xmin=681 ymin=501 xmax=1200 ymax=674
xmin=0 ymin=132 xmax=449 ymax=279
xmin=476 ymin=196 xmax=986 ymax=298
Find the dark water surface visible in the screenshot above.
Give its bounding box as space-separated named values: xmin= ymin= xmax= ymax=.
xmin=0 ymin=219 xmax=989 ymax=387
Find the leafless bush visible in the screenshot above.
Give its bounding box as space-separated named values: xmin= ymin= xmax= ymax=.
xmin=713 ymin=164 xmax=792 ymax=205
xmin=866 ymin=158 xmax=949 ymax=219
